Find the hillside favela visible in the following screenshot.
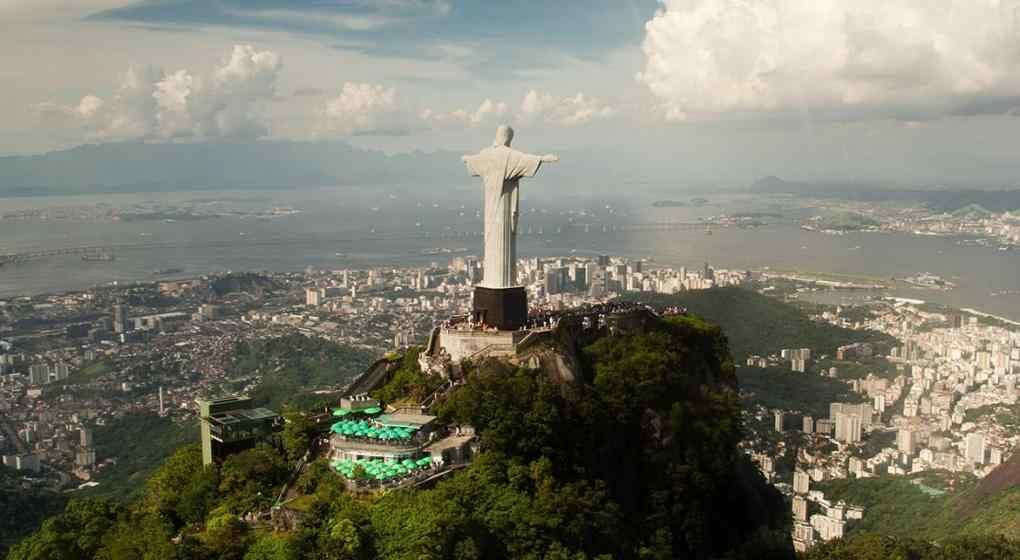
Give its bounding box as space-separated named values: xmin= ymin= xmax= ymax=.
xmin=6 ymin=3 xmax=1020 ymax=560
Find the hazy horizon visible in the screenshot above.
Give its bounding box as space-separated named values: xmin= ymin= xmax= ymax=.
xmin=5 ymin=1 xmax=1020 ymax=189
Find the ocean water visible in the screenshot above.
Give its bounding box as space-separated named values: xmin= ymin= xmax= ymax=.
xmin=2 ymin=186 xmax=1019 ymax=321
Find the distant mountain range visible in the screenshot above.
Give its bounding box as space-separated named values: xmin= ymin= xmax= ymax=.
xmin=752 ymin=175 xmax=1020 ymax=213
xmin=0 ymin=141 xmax=635 ymax=198
xmin=6 ymin=141 xmax=1019 ymax=210
xmin=0 ymin=141 xmax=463 ymax=196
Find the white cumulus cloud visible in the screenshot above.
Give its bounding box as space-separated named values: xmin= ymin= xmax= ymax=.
xmin=639 ymin=0 xmax=1020 ymax=121
xmin=76 ymin=95 xmax=104 ymax=117
xmin=37 ymin=45 xmax=282 ymax=142
xmin=322 ymin=82 xmax=415 ymax=135
xmin=519 ymin=89 xmax=615 ymax=126
xmin=470 ymin=99 xmax=508 ymax=124
xmin=420 ymin=98 xmax=509 ymax=128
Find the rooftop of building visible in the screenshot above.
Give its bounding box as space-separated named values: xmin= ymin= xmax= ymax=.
xmin=376 ymin=412 xmax=436 ymax=429
xmin=209 ymin=407 xmax=278 ymax=425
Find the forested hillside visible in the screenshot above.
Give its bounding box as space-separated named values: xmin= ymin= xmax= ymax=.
xmin=0 ymin=468 xmax=66 ymax=558
xmin=620 ymin=287 xmax=897 ymax=361
xmin=229 ymin=334 xmax=377 ymax=410
xmin=8 ymin=311 xmax=794 ymax=559
xmin=813 ymin=451 xmax=1020 ymax=546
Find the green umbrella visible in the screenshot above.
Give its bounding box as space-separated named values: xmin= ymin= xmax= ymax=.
xmin=332 ymin=408 xmax=350 ymax=417
xmin=417 ymin=457 xmax=431 ymax=466
xmin=363 ymin=406 xmax=382 ymax=415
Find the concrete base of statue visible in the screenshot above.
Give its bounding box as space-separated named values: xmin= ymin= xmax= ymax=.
xmin=430 ymin=328 xmax=529 ymax=366
xmin=472 ymin=286 xmax=527 ymax=331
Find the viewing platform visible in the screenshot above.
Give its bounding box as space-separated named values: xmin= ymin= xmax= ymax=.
xmin=420 ymin=302 xmax=661 ymax=374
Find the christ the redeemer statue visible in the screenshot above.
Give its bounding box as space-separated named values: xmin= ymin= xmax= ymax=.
xmin=461 ymin=125 xmax=558 ymax=329
xmin=462 ymin=125 xmax=558 ymax=289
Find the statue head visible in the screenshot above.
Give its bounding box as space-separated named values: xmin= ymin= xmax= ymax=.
xmin=493 ymin=125 xmax=513 ymax=147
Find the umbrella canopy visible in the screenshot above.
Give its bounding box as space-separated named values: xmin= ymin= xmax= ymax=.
xmin=363 ymin=406 xmax=382 ymax=415
xmin=332 ymin=408 xmax=350 ymax=417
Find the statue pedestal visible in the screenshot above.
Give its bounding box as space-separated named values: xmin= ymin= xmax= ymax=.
xmin=472 ymin=286 xmax=527 ymax=331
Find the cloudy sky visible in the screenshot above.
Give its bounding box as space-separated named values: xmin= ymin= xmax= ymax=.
xmin=5 ymin=0 xmax=1020 ymax=184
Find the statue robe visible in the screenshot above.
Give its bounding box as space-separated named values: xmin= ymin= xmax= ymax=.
xmin=464 ymin=145 xmax=543 ymax=288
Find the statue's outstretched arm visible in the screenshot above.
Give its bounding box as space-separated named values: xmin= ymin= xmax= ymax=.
xmin=540 ymin=154 xmax=559 ymax=163
xmin=462 ymin=155 xmax=481 ymax=177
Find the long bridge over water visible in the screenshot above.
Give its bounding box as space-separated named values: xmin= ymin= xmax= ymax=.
xmin=0 ymin=246 xmax=114 ymax=266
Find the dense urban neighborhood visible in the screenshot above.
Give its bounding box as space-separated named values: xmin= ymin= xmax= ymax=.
xmin=3 ymin=252 xmax=1020 ymax=557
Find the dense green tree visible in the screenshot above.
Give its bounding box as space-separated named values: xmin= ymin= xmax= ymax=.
xmin=244 ymin=533 xmax=297 ymax=560
xmin=371 ymin=348 xmax=442 ymax=404
xmin=369 ymin=452 xmax=622 ymax=559
xmin=294 ymin=459 xmax=333 ymax=496
xmin=144 ymin=444 xmax=219 ymax=528
xmin=438 ymin=360 xmax=571 ymax=463
xmin=202 ymin=512 xmax=251 ymax=560
xmin=281 ymin=409 xmax=314 ymax=463
xmin=935 ymin=535 xmax=1020 ymax=560
xmin=218 ymin=445 xmax=288 ymax=514
xmin=0 ymin=467 xmax=66 ymax=557
xmin=95 ymin=512 xmax=177 ymax=560
xmin=319 ymin=517 xmax=364 ymax=559
xmin=7 ymin=499 xmax=124 ymax=560
xmin=801 ymin=533 xmax=1020 ymax=560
